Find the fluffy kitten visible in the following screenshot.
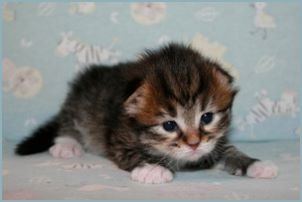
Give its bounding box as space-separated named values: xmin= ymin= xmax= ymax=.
xmin=15 ymin=43 xmax=277 ymax=183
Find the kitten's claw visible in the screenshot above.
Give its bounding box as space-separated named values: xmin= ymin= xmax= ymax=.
xmin=247 ymin=161 xmax=278 ymax=179
xmin=49 ymin=137 xmax=83 ymax=158
xmin=130 ymin=164 xmax=173 ymax=184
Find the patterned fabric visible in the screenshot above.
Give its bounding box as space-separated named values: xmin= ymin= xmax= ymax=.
xmin=2 ymin=2 xmax=300 ymax=141
xmin=3 ymin=140 xmax=300 ymax=199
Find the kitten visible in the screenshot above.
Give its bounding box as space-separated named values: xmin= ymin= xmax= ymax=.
xmin=15 ymin=43 xmax=278 ymax=183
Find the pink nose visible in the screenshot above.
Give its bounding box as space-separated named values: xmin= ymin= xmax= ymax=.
xmin=188 ymin=143 xmax=199 ymax=150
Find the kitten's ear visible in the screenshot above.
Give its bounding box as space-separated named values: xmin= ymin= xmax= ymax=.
xmin=124 ymin=83 xmax=148 ymax=116
xmin=213 ymin=67 xmax=234 ymax=85
xmin=212 ymin=66 xmax=238 ymax=98
xmin=124 ymin=83 xmax=159 ymax=124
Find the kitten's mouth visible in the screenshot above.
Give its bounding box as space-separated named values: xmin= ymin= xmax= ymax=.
xmin=178 ymin=149 xmax=205 ymax=161
xmin=170 ymin=140 xmax=217 ymax=161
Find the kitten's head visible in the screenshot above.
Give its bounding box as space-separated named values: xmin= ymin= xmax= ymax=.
xmin=124 ymin=44 xmax=237 ymax=162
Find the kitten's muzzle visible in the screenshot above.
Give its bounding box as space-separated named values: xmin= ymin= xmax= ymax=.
xmin=184 ymin=130 xmax=201 ymax=151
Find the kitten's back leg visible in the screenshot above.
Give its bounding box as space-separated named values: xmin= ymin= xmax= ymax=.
xmin=49 ymin=136 xmax=83 ymax=158
xmin=49 ymin=120 xmax=84 ymax=158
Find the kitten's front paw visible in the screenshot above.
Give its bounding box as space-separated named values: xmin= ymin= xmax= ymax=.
xmin=49 ymin=137 xmax=83 ymax=158
xmin=247 ymin=161 xmax=278 ymax=179
xmin=130 ymin=164 xmax=173 ymax=184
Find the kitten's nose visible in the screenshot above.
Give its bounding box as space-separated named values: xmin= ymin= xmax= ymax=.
xmin=185 ymin=130 xmax=200 ymax=150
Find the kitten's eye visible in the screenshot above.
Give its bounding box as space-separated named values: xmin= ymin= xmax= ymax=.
xmin=162 ymin=121 xmax=178 ymax=132
xmin=201 ymin=112 xmax=214 ymax=124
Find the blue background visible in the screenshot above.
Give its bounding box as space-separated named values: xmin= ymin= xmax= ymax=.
xmin=2 ymin=2 xmax=300 ymax=141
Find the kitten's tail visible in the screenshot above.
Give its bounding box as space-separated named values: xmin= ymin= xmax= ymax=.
xmin=15 ymin=115 xmax=60 ymax=155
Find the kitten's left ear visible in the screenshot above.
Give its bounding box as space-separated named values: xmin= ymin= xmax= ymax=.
xmin=124 ymin=83 xmax=148 ymax=117
xmin=124 ymin=82 xmax=160 ymax=124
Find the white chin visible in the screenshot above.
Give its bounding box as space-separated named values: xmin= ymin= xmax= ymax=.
xmin=182 ymin=151 xmax=207 ymax=162
xmin=176 ymin=142 xmax=216 ymax=162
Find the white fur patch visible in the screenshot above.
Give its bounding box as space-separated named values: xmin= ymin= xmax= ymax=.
xmin=49 ymin=136 xmax=83 ymax=158
xmin=247 ymin=161 xmax=278 ymax=179
xmin=130 ymin=164 xmax=173 ymax=184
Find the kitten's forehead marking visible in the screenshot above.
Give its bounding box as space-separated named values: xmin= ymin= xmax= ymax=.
xmin=175 ymin=105 xmax=189 ymax=131
xmin=202 ymin=97 xmax=217 ymax=112
xmin=175 ymin=103 xmax=202 ymax=131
